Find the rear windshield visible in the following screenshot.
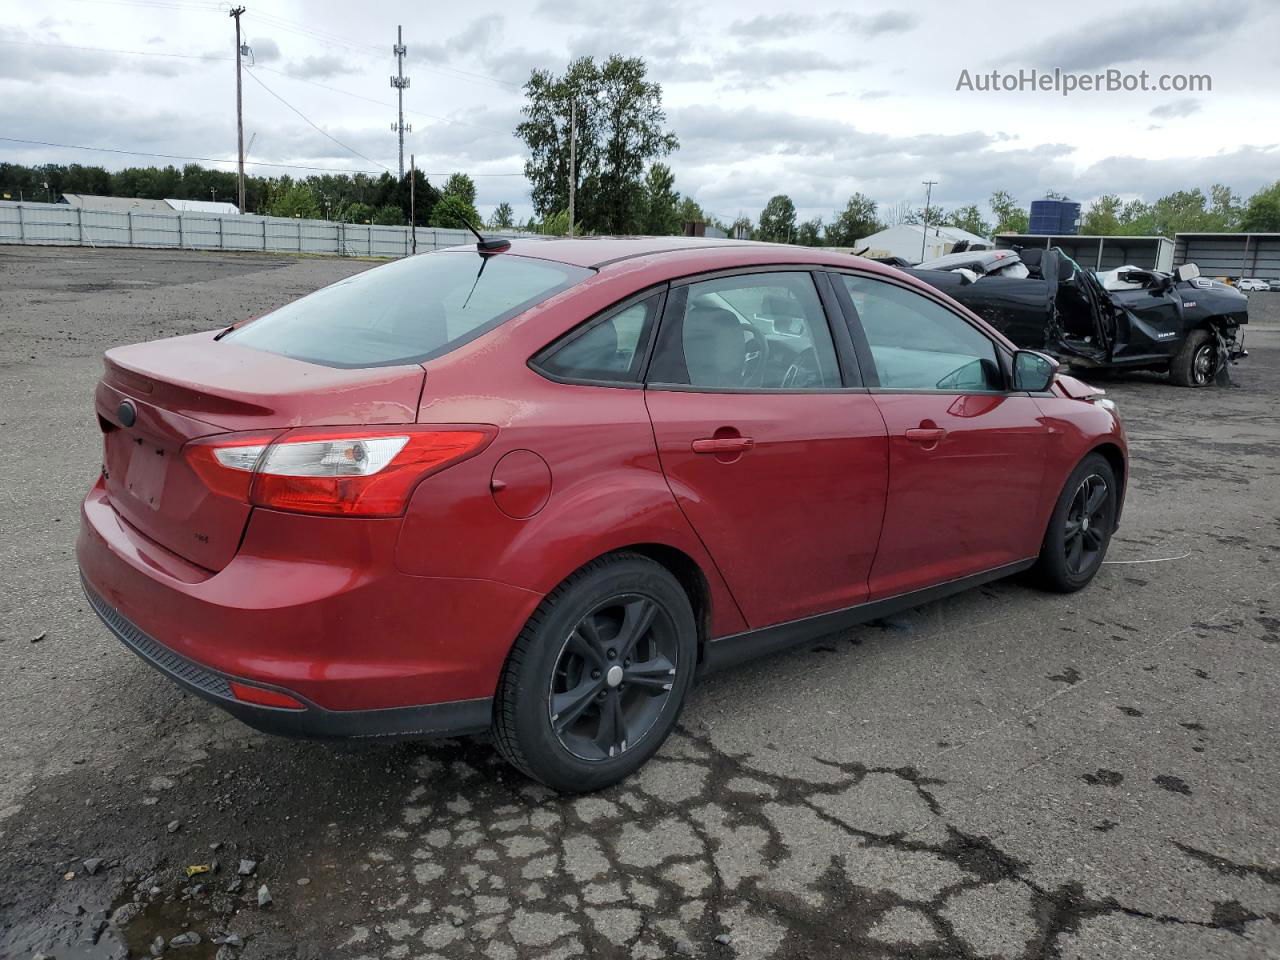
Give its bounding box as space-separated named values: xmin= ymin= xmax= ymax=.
xmin=227 ymin=251 xmax=592 ymax=368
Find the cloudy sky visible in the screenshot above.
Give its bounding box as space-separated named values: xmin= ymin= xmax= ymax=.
xmin=2 ymin=0 xmax=1277 ymax=224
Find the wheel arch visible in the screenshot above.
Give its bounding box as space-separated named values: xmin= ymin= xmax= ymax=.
xmin=1088 ymin=441 xmax=1127 ymax=527
xmin=617 ymin=543 xmax=714 ymax=665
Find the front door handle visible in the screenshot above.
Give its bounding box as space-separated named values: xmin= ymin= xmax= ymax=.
xmin=692 ymin=437 xmax=755 ymax=454
xmin=904 ymin=427 xmax=946 ymax=443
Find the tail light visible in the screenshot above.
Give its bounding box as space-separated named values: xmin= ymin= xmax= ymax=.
xmin=186 ymin=426 xmax=494 ymax=517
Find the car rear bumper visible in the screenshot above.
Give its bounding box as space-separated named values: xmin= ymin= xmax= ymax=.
xmin=77 ymin=476 xmax=543 ymax=736
xmin=81 ymin=579 xmax=491 ymax=739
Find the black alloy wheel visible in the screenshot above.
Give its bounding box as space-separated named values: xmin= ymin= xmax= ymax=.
xmin=1063 ymin=474 xmax=1109 ymax=576
xmin=548 ymin=595 xmax=678 ymax=761
xmin=492 ymin=552 xmax=697 ymax=792
xmin=1033 ymin=452 xmax=1117 ymax=593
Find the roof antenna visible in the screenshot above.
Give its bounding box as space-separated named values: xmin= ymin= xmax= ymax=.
xmin=427 ymin=187 xmax=510 ymax=253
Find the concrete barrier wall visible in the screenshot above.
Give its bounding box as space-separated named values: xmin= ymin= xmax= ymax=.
xmin=0 ymin=201 xmax=530 ymax=257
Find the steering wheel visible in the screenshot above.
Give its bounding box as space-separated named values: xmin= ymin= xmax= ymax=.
xmin=780 ymin=346 xmax=819 ymax=389
xmin=740 ymin=319 xmax=770 ymax=388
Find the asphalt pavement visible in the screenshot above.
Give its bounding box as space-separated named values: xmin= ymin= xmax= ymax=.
xmin=1 ymin=245 xmax=1278 ymax=960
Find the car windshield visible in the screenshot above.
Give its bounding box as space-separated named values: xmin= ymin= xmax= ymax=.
xmin=227 ymin=251 xmax=593 ymax=368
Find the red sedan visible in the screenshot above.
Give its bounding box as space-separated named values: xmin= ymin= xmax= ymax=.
xmin=78 ymin=237 xmax=1127 ymax=791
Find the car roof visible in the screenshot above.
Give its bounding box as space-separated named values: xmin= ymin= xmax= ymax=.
xmin=438 ymin=235 xmax=911 ymax=277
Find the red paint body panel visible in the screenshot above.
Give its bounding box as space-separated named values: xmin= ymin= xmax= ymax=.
xmin=644 ymin=389 xmax=888 ymax=628
xmin=77 ymin=238 xmax=1127 ymax=732
xmin=868 ymin=392 xmax=1049 ymax=598
xmin=79 ymin=477 xmax=541 ymax=709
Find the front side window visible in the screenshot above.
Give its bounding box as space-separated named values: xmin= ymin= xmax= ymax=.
xmin=838 ymin=275 xmax=1003 ymax=392
xmin=534 ymin=294 xmax=661 ymax=383
xmin=228 ymin=251 xmax=592 ymax=368
xmin=648 ymin=272 xmax=841 ymax=390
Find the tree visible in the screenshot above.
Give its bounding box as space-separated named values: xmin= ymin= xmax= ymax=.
xmin=488 ymin=201 xmax=515 ymax=229
xmin=1208 ymin=183 xmax=1242 ymax=230
xmin=1241 ymin=180 xmax=1280 ymax=231
xmin=757 ymin=195 xmax=797 ymax=243
xmin=373 ymin=204 xmax=405 ymax=226
xmin=796 ymin=217 xmax=824 ymax=247
xmin=676 ymin=196 xmax=704 ymax=227
xmin=1082 ymin=194 xmax=1122 ymax=235
xmin=946 ymin=204 xmax=991 ymax=238
xmin=339 ymin=201 xmax=376 ymax=224
xmin=989 ymin=191 xmax=1029 ymax=234
xmin=515 ymin=55 xmax=677 ymax=235
xmin=268 ymin=181 xmax=320 ymax=219
xmin=640 ymin=163 xmax=681 ymax=235
xmin=824 ymin=193 xmax=881 ymax=246
xmin=1118 ymin=198 xmax=1154 ymax=234
xmin=901 ymin=206 xmax=946 ymax=226
xmin=728 ymin=216 xmax=753 ymax=240
xmin=430 ymin=172 xmax=481 ymax=228
xmin=882 ymin=200 xmax=913 ymax=227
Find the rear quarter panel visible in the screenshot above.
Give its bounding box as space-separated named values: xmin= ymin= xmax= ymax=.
xmin=395 ymin=360 xmax=749 ymax=640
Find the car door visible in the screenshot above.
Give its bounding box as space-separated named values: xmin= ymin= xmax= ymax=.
xmin=643 ymin=269 xmax=889 ymax=630
xmin=829 ymin=271 xmax=1050 ymax=601
xmin=1105 ymin=279 xmax=1184 ymax=361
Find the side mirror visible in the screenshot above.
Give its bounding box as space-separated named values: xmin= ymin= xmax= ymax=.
xmin=1012 ymin=350 xmax=1059 ymax=392
xmin=1175 ymin=263 xmax=1200 ymax=282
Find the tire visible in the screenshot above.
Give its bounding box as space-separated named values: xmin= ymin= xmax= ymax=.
xmin=1168 ymin=328 xmax=1215 ymax=387
xmin=1033 ymin=453 xmax=1118 ymax=593
xmin=492 ymin=552 xmax=697 ymax=793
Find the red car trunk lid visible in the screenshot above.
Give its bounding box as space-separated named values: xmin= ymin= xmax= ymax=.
xmin=96 ymin=331 xmax=425 ymax=571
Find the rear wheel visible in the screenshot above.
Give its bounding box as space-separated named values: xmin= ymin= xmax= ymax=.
xmin=492 ymin=553 xmax=696 ymax=792
xmin=1033 ymin=453 xmax=1117 ymax=593
xmin=1169 ymin=328 xmax=1215 ymax=387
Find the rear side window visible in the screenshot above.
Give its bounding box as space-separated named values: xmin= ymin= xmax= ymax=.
xmin=648 ymin=272 xmax=842 ymax=390
xmin=227 ymin=252 xmax=592 ymax=368
xmin=533 ymin=293 xmax=662 ymax=384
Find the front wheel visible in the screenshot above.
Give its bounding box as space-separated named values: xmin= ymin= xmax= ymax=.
xmin=491 ymin=553 xmax=697 ymax=792
xmin=1169 ymin=328 xmax=1216 ymax=387
xmin=1033 ymin=453 xmax=1117 ymax=593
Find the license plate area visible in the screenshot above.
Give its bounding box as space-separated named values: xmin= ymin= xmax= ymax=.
xmin=122 ymin=438 xmax=169 ymax=508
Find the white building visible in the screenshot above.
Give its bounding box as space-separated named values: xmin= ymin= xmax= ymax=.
xmin=854 ymin=223 xmax=993 ymax=264
xmin=60 ymin=194 xmax=172 ymax=214
xmin=165 ymin=198 xmax=241 ymax=215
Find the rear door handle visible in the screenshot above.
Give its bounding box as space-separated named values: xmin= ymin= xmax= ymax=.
xmin=904 ymin=427 xmax=946 ymax=443
xmin=691 ymin=437 xmax=755 ymax=454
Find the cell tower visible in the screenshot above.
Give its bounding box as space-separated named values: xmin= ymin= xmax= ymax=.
xmin=390 ymin=25 xmax=411 ymax=178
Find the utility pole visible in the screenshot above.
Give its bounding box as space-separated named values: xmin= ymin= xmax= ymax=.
xmin=230 ymin=6 xmax=246 ymax=214
xmin=567 ymin=101 xmax=575 ymax=237
xmin=920 ymin=179 xmax=938 ymax=260
xmin=390 ymin=26 xmax=410 ymax=179
xmin=409 ymin=154 xmax=416 ymax=254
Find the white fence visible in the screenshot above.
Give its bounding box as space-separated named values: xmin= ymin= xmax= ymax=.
xmin=0 ymin=201 xmax=530 ymax=258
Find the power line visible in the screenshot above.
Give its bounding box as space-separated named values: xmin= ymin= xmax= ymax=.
xmin=251 ymin=66 xmax=517 ymax=137
xmin=245 ymin=10 xmax=521 ymax=90
xmin=0 ymin=37 xmax=520 ymax=138
xmin=0 ymin=136 xmax=382 ymax=174
xmin=0 ymin=136 xmax=528 ymax=178
xmin=0 ymin=37 xmax=229 ymax=60
xmin=242 ymin=68 xmax=392 ymax=172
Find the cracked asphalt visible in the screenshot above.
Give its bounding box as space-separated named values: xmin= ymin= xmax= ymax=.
xmin=1 ymin=246 xmax=1278 ymax=960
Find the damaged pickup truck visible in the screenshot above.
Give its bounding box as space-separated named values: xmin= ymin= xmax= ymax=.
xmin=903 ymin=247 xmax=1248 ymax=386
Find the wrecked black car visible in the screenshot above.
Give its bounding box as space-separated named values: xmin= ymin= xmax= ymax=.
xmin=903 ymin=247 xmax=1248 ymax=386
